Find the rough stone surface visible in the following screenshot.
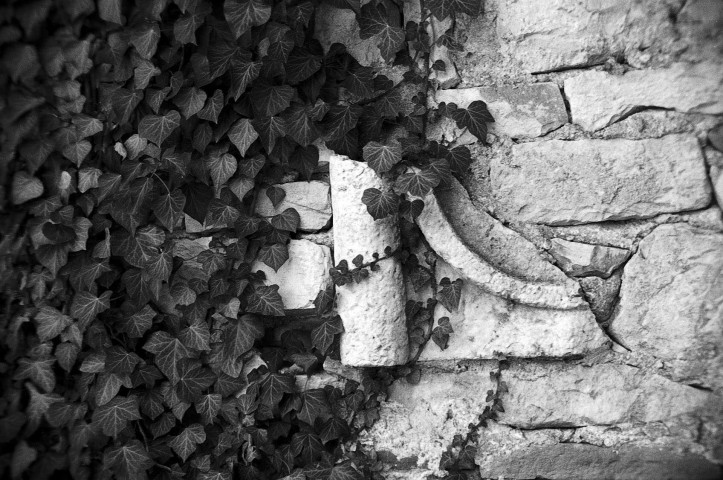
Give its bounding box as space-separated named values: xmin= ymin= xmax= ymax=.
xmin=610 ymin=224 xmax=723 ymax=389
xmin=329 ymin=155 xmax=408 ymax=366
xmin=579 ymin=272 xmax=623 ymax=323
xmin=417 ymin=177 xmax=585 ymax=309
xmin=477 ymin=439 xmax=720 ymax=480
xmin=361 ymin=364 xmax=497 ymax=476
xmin=565 ymin=62 xmax=723 ymax=131
xmin=500 ymin=362 xmax=714 ymax=428
xmin=431 ymin=83 xmax=568 ymax=140
xmin=251 ymin=239 xmax=333 ymax=312
xmin=709 ymin=124 xmax=723 ymax=152
xmin=314 ymin=4 xmax=382 ymax=67
xmin=255 ymin=181 xmax=332 ymax=232
xmin=495 ymin=0 xmax=693 ymax=73
xmin=491 ymin=135 xmax=712 ymax=225
xmin=548 ymin=238 xmax=630 ymax=278
xmin=419 ymin=259 xmax=608 ymax=361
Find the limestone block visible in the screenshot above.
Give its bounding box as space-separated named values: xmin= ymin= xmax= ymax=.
xmin=711 ymin=165 xmax=723 ymax=208
xmin=255 ymin=181 xmax=332 ymax=232
xmin=314 ymin=4 xmax=382 ymax=67
xmin=251 ymin=239 xmax=333 ymax=313
xmin=579 ymin=272 xmax=622 ymax=322
xmin=500 ymin=362 xmax=713 ymax=428
xmin=418 ymin=259 xmax=608 ymax=361
xmin=548 ymin=238 xmax=629 ymax=278
xmin=565 ymin=62 xmax=723 ymax=131
xmin=476 ymin=427 xmax=720 ymax=480
xmin=360 ymin=363 xmax=498 ymax=475
xmin=495 ymin=0 xmax=679 ymax=73
xmin=329 ymin=155 xmax=408 ymax=366
xmin=430 ymin=83 xmax=567 ymax=140
xmin=610 ymin=224 xmax=723 ymax=389
xmin=416 ymin=176 xmax=585 ymax=309
xmin=491 ymin=135 xmax=711 ymax=225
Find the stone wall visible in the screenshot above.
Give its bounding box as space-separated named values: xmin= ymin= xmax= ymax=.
xmin=224 ymin=1 xmax=723 ymax=478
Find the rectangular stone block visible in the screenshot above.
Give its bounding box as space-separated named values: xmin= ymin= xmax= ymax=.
xmin=430 ymin=83 xmax=568 ymax=139
xmin=565 ymin=62 xmax=723 ymax=131
xmin=491 ymin=135 xmax=712 ymax=225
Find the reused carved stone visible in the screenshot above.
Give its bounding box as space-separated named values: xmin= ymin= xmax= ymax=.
xmin=430 ymin=83 xmax=568 ymax=140
xmin=251 ymin=239 xmax=333 ymax=313
xmin=255 ymin=181 xmax=332 ymax=232
xmin=416 ymin=177 xmax=585 ymax=309
xmin=565 ymin=62 xmax=723 ymax=131
xmin=548 ymin=238 xmax=629 ymax=278
xmin=419 ymin=259 xmax=608 ymax=361
xmin=491 ymin=135 xmax=711 ymax=225
xmin=610 ymin=224 xmax=723 ymax=389
xmin=329 ymin=155 xmax=408 ymax=366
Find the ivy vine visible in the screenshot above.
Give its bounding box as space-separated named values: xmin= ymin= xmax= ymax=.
xmin=0 ymin=0 xmax=492 ymax=479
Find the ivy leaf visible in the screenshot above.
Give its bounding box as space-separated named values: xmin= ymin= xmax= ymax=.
xmin=62 ymin=140 xmax=92 ymax=166
xmin=260 ymin=373 xmax=295 ymax=407
xmin=138 ymin=110 xmax=181 ymax=146
xmin=431 ymin=317 xmax=454 ymax=350
xmin=222 ymin=315 xmax=264 ymax=361
xmin=169 ymin=423 xmax=206 ymax=462
xmin=396 ymin=168 xmax=441 ymax=197
xmin=182 ymin=182 xmax=213 ymax=224
xmin=257 ymin=243 xmax=289 ymax=272
xmin=330 ymin=462 xmax=363 ymax=480
xmin=291 ymin=431 xmax=323 ymax=465
xmin=11 ymin=441 xmax=37 ymax=480
xmin=92 ymin=396 xmax=142 ymax=437
xmin=180 ymin=319 xmax=211 ymax=351
xmin=207 ymin=199 xmax=240 ymax=226
xmin=270 ymin=208 xmax=300 ymax=232
xmin=358 ymin=3 xmax=404 ymax=62
xmin=143 ymin=331 xmax=192 ymax=384
xmin=361 ymin=188 xmax=398 ymax=220
xmin=425 ymin=0 xmax=480 ymax=21
xmin=438 ymin=278 xmax=463 ymax=312
xmin=206 ymin=153 xmax=237 ymax=188
xmin=290 ymin=145 xmax=319 ymax=181
xmin=56 ymin=343 xmax=80 ymax=372
xmin=198 ymin=89 xmax=224 ymax=123
xmin=311 ymin=317 xmax=344 ymax=355
xmin=15 ymin=358 xmax=56 ymax=393
xmin=297 ymin=389 xmax=331 ymax=426
xmin=130 ymin=22 xmax=161 ymax=59
xmin=286 ymin=47 xmax=322 ymax=84
xmin=266 ymin=185 xmax=286 ymax=207
xmin=322 ymin=104 xmax=362 ymax=141
xmin=284 ymin=106 xmax=319 ymax=146
xmin=449 ymin=101 xmax=493 ymax=142
xmin=246 ymin=285 xmax=285 ymax=316
xmin=153 ymin=190 xmax=186 ymax=231
xmin=224 ymin=0 xmax=272 ymax=39
xmin=228 ymin=118 xmax=259 ymax=157
xmin=363 ymin=141 xmax=402 ymax=174
xmin=96 ymin=373 xmax=126 ymax=406
xmin=196 ymin=394 xmax=222 ymax=425
xmin=320 ymin=417 xmax=350 ymax=444
xmin=313 ymin=285 xmax=334 ymax=315
xmin=98 ymin=0 xmax=124 ymax=24
xmin=174 ymin=3 xmax=212 ymax=44
xmin=26 ymin=383 xmax=62 ymax=432
xmin=104 ymin=440 xmax=153 ymax=475
xmin=70 ymin=290 xmax=112 ymax=330
xmin=343 ymin=66 xmax=374 ymax=99
xmin=250 ymin=81 xmax=294 ymax=117
xmin=173 ymin=87 xmax=208 ymax=118
xmin=252 ymin=116 xmax=287 ymax=152
xmin=177 ymin=361 xmax=216 ymax=402
xmin=446 ymin=145 xmax=472 ymax=174
xmin=229 ymin=57 xmax=262 ymax=100
xmin=34 ymin=306 xmax=72 ymax=342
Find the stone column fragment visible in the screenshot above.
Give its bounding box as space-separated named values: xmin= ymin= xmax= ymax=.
xmin=329 ymin=155 xmax=408 ymax=366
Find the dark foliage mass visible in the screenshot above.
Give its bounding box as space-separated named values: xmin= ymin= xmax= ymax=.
xmin=0 ymin=0 xmax=491 ymax=478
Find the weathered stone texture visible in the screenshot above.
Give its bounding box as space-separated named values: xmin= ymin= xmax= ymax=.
xmin=251 ymin=239 xmax=333 ymax=312
xmin=314 ymin=4 xmax=381 ymax=67
xmin=431 ymin=83 xmax=568 ymax=139
xmin=417 ymin=177 xmax=585 ymax=309
xmin=255 ymin=181 xmax=332 ymax=232
xmin=418 ymin=259 xmax=608 ymax=361
xmin=565 ymin=62 xmax=723 ymax=131
xmin=491 ymin=135 xmax=712 ymax=225
xmin=579 ymin=272 xmax=623 ymax=322
xmin=548 ymin=238 xmax=629 ymax=278
xmin=329 ymin=155 xmax=408 ymax=366
xmin=610 ymin=224 xmax=723 ymax=389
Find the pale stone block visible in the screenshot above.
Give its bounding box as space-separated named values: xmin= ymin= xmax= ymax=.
xmin=565 ymin=62 xmax=723 ymax=131
xmin=329 ymin=155 xmax=408 ymax=366
xmin=492 ymin=135 xmax=712 ymax=225
xmin=251 ymin=239 xmax=333 ymax=313
xmin=431 ymin=83 xmax=568 ymax=139
xmin=548 ymin=238 xmax=629 ymax=278
xmin=255 ymin=181 xmax=332 ymax=232
xmin=610 ymin=224 xmax=723 ymax=389
xmin=416 ymin=176 xmax=585 ymax=309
